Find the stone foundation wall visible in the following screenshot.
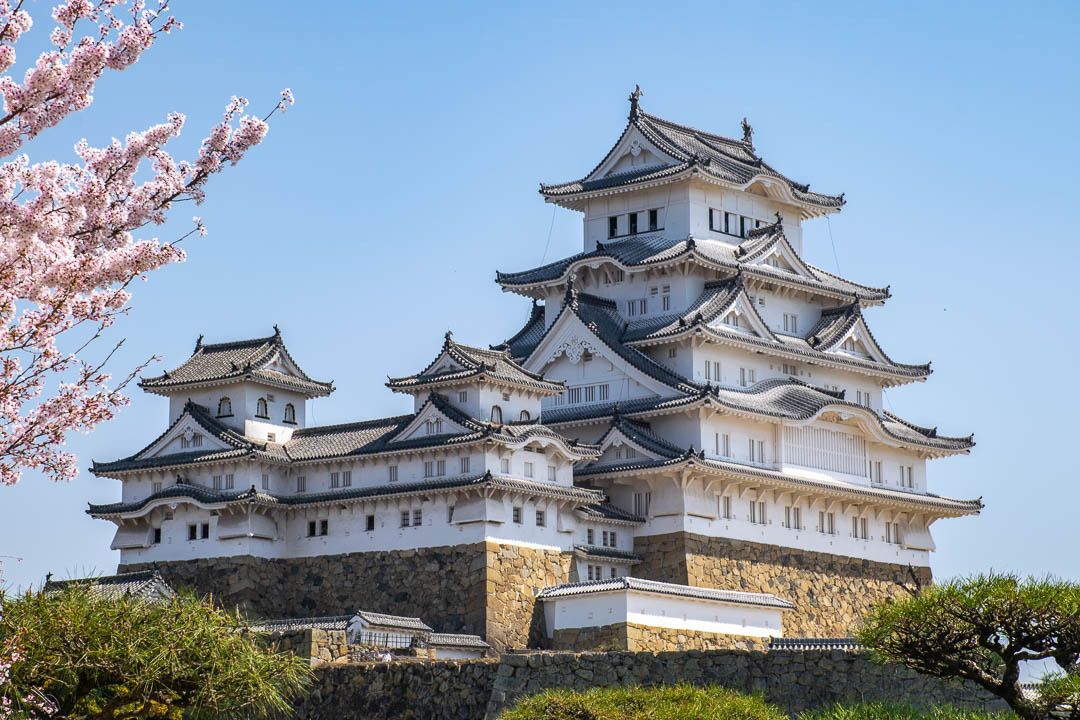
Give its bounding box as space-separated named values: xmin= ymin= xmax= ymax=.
xmin=121 ymin=544 xmax=488 ymax=636
xmin=484 ymin=542 xmax=573 ymax=651
xmin=634 ymin=532 xmax=932 ymax=637
xmin=551 ymin=622 xmax=766 ymax=652
xmin=268 ymin=628 xmax=349 ymax=667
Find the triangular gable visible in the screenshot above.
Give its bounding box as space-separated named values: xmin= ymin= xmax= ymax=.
xmin=261 ymin=348 xmax=306 ymax=379
xmin=389 ymin=399 xmax=474 ymax=444
xmin=707 ymin=290 xmax=777 ymax=342
xmin=138 ymin=410 xmax=235 ymax=459
xmin=591 ymin=126 xmax=677 ymax=180
xmin=523 ymin=308 xmax=678 ymax=399
xmin=742 ymin=231 xmax=817 ymax=281
xmin=821 ymin=316 xmax=893 ymax=365
xmin=590 ymin=425 xmax=670 ymax=466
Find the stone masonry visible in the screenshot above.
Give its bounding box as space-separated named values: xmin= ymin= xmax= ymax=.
xmin=551 ymin=623 xmax=766 ymax=652
xmin=634 ymin=532 xmax=932 ymax=637
xmin=484 ymin=542 xmax=573 ymax=651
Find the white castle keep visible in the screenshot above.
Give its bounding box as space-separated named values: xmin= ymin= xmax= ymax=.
xmin=87 ymin=90 xmax=979 ymax=652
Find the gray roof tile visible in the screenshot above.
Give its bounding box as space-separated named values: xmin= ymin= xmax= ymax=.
xmin=537 ymin=576 xmax=795 ymax=609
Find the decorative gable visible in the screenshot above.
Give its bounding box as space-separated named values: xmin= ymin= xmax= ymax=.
xmin=139 ymin=414 xmax=232 ymax=459
xmin=825 ymin=319 xmax=892 ymax=365
xmin=389 ymin=401 xmax=472 ymax=443
xmin=707 ymin=292 xmax=775 ymax=341
xmin=590 ymin=127 xmax=676 ymax=181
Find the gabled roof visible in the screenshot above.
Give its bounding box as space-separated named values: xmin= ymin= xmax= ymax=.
xmin=543 ymin=378 xmax=974 ymax=456
xmin=537 ymin=576 xmax=795 ymax=610
xmin=90 ymin=401 xmax=285 ymax=476
xmin=43 ymin=570 xmax=175 ymax=602
xmin=387 ymin=331 xmax=564 ymax=395
xmin=594 ymin=415 xmax=685 ymax=460
xmin=139 ymin=327 xmax=333 ymax=397
xmin=491 ymin=301 xmax=547 ymax=360
xmin=540 ymin=91 xmax=843 ymax=218
xmin=803 ymin=303 xmax=928 ymax=372
xmin=352 ymin=610 xmax=432 ymax=633
xmin=495 ymin=232 xmax=890 ymax=304
xmin=87 ymin=471 xmax=605 ymax=518
xmin=426 ymin=633 xmax=491 ymax=650
xmin=526 ymin=286 xmax=697 ymax=395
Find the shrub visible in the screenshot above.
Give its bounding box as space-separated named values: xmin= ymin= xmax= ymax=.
xmin=501 ymin=683 xmax=787 ymax=720
xmin=797 ymin=701 xmax=1018 ymax=720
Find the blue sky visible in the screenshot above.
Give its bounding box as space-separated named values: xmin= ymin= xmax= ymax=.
xmin=1 ymin=0 xmax=1077 ymax=598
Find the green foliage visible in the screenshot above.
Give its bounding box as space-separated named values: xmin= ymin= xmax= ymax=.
xmin=797 ymin=701 xmax=1018 ymax=720
xmin=857 ymin=572 xmax=1080 ymax=720
xmin=0 ymin=584 xmax=311 ymax=720
xmin=500 ymin=683 xmax=787 ymax=720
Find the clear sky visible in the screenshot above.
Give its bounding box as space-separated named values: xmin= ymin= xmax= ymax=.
xmin=0 ymin=1 xmax=1077 ymax=597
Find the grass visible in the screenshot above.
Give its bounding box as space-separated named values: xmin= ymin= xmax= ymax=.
xmin=796 ymin=701 xmax=1018 ymax=720
xmin=501 ymin=687 xmax=1018 ymax=720
xmin=500 ymin=684 xmax=787 ymax=720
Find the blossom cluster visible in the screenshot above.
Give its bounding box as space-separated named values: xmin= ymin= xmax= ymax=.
xmin=0 ymin=0 xmax=292 ymax=486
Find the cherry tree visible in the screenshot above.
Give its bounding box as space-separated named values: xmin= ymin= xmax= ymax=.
xmin=0 ymin=0 xmax=292 ymax=488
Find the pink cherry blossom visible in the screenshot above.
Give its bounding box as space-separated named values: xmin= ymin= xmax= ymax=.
xmin=0 ymin=0 xmax=291 ymax=490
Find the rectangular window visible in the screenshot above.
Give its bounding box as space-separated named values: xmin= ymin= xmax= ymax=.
xmin=819 ymin=511 xmax=835 ymax=535
xmin=587 ymin=565 xmax=595 ymax=581
xmin=628 ymin=212 xmax=638 ymax=234
xmin=633 ymin=492 xmax=651 ymax=517
xmin=904 ymin=465 xmax=914 ymax=488
xmin=610 ymin=530 xmax=617 ymax=547
xmin=436 ymin=459 xmax=446 ymax=476
xmin=366 ymin=514 xmax=375 ymax=531
xmin=201 ymin=522 xmax=209 ymax=539
xmin=608 ymin=216 xmax=618 ymax=238
xmin=424 ymin=461 xmax=434 ymax=478
xmin=610 ymin=269 xmax=624 ymax=283
xmin=342 ymin=470 xmax=352 ymax=487
xmin=413 ymin=509 xmax=423 ymax=526
xmin=724 ymin=211 xmax=734 ymax=234
xmin=587 ymin=528 xmax=594 ymax=545
xmin=602 ymin=530 xmax=609 ymax=547
xmin=224 ymin=473 xmax=234 ymax=490
xmin=261 ymin=473 xmax=269 ymax=490
xmin=662 ymin=294 xmax=670 ymax=311
xmin=152 ymin=527 xmax=161 ymax=544
xmin=307 ymin=520 xmax=317 ymax=537
xmin=388 ymin=465 xmax=398 ymax=482
xmin=649 ymin=208 xmax=659 ymax=231
xmin=460 ymin=456 xmax=471 ymax=474
xmin=188 ymin=524 xmax=198 ymax=541
xmin=501 ymin=458 xmax=511 ymax=473
xmin=330 ymin=472 xmax=340 ymax=488
xmin=748 ymin=438 xmax=756 ymax=462
xmin=750 ymin=501 xmax=766 ymax=525
xmin=783 ymin=313 xmax=798 ymax=333
xmin=547 ymin=464 xmax=556 ymax=482
xmin=152 ymin=481 xmax=162 ymax=494
xmin=513 ymin=506 xmax=522 ymax=524
xmin=535 ymin=509 xmax=546 ymax=527
xmin=400 ymin=511 xmax=410 ymax=528
xmin=667 ymin=347 xmax=677 ymax=358
xmin=524 ymin=461 xmax=534 ymax=478
xmin=611 ymin=567 xmax=618 ymax=579
xmin=296 ymin=476 xmax=306 ymax=493
xmin=319 ymin=519 xmax=328 ymax=536
xmin=568 ymin=387 xmax=582 ymax=404
xmin=721 ymin=495 xmax=732 ymax=519
xmin=447 ymin=505 xmax=455 ymax=523
xmin=213 ymin=475 xmax=222 ymax=490
xmin=871 ymin=461 xmax=883 ymax=484
xmin=458 ymin=390 xmax=468 ymax=403
xmin=584 ymin=385 xmax=595 ymax=402
xmin=757 ymin=440 xmax=765 ymax=464
xmin=599 ymin=384 xmax=609 ymax=401
xmin=709 ymin=208 xmax=720 ymax=231
xmin=739 ymin=368 xmax=756 ymax=387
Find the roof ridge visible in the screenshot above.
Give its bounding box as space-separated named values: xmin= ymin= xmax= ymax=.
xmin=292 ymin=414 xmax=414 ymax=436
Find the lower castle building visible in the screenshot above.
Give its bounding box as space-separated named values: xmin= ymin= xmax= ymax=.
xmin=88 ymin=92 xmax=980 ymax=652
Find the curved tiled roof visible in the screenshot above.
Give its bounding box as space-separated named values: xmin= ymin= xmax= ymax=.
xmin=574 ymin=448 xmax=982 ymax=515
xmin=491 ymin=301 xmax=547 ymax=359
xmin=249 ymin=615 xmax=352 ymax=633
xmin=572 ymin=545 xmax=642 ymax=563
xmin=537 ymin=576 xmax=795 ymax=609
xmin=596 ymin=415 xmax=685 ymax=459
xmin=539 ymin=102 xmax=843 ymax=213
xmin=87 ymin=471 xmax=606 ymax=517
xmin=426 ymin=633 xmax=490 ymax=649
xmin=388 ymin=332 xmax=564 ymax=395
xmin=354 ymin=611 xmax=432 ymax=633
xmin=576 ymin=501 xmax=646 ymax=525
xmin=44 ymin=570 xmax=174 ymax=601
xmin=544 ymin=378 xmax=973 ymax=455
xmin=496 ymin=231 xmax=889 ymax=304
xmin=90 ymin=401 xmax=284 ymax=475
xmin=139 ymin=328 xmax=333 ymax=397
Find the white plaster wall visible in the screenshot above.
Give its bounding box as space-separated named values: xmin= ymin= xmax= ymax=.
xmin=543 ymin=589 xmax=783 ymax=639
xmin=167 ymin=383 xmax=307 ymax=432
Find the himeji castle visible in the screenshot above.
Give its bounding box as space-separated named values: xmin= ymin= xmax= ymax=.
xmin=88 ymin=89 xmax=980 ymax=653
